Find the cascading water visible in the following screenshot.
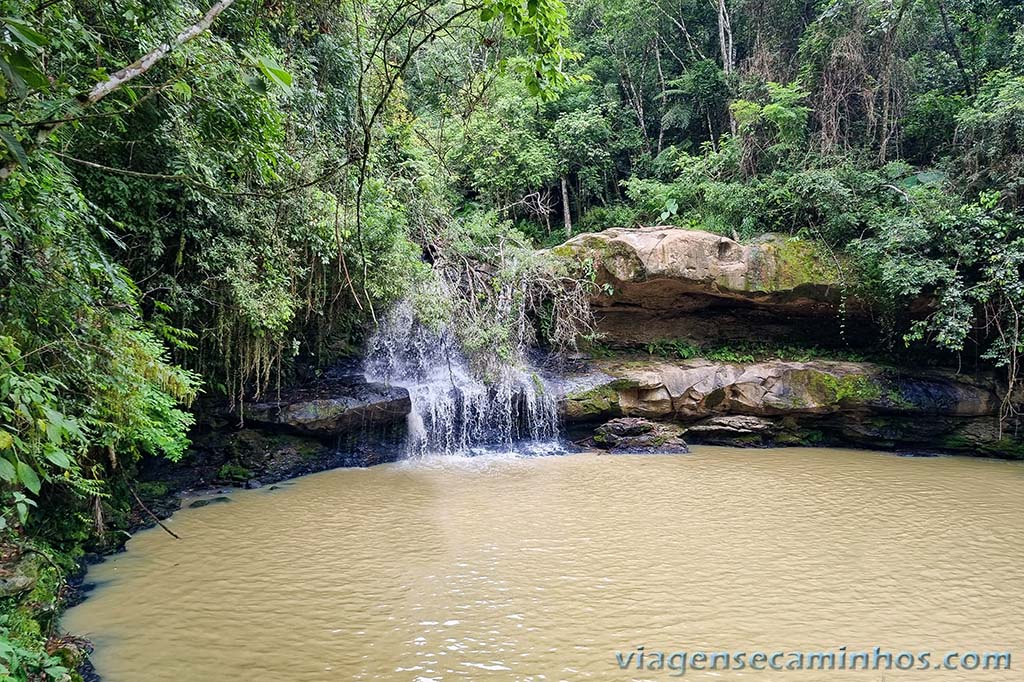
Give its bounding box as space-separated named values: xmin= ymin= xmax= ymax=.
xmin=363 ymin=302 xmax=560 ymax=457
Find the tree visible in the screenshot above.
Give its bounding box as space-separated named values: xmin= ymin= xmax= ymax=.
xmin=0 ymin=1 xmax=237 ymax=179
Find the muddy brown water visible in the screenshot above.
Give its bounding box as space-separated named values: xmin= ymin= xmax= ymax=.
xmin=63 ymin=447 xmax=1024 ymax=681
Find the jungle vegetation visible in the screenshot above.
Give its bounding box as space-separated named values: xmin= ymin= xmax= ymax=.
xmin=0 ymin=0 xmax=1022 ymax=677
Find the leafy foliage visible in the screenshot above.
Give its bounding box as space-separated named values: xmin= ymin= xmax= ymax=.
xmin=1 ymin=0 xmax=1024 ymax=672
xmin=0 ymin=0 xmax=584 ymax=665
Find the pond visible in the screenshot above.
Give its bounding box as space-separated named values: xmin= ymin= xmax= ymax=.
xmin=63 ymin=447 xmax=1024 ymax=680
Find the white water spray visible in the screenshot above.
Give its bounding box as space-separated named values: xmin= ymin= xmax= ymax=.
xmin=364 ymin=302 xmax=560 ymax=457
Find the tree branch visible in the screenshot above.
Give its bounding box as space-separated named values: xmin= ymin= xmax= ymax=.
xmin=0 ymin=0 xmax=236 ymax=180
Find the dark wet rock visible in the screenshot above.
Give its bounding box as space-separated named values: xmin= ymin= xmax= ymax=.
xmin=188 ymin=496 xmax=232 ymax=509
xmin=243 ymin=377 xmax=410 ymax=436
xmin=684 ymin=415 xmax=776 ymax=446
xmin=244 ymin=479 xmax=263 ymax=489
xmin=78 ymin=658 xmax=100 ymax=682
xmin=137 ymin=423 xmax=404 ymax=512
xmin=589 ymin=417 xmax=689 ymax=454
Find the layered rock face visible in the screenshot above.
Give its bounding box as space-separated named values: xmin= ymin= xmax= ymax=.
xmin=561 ymin=358 xmax=1022 ymax=458
xmin=550 ymin=226 xmax=1024 ymax=456
xmin=553 ymin=226 xmax=865 ymax=346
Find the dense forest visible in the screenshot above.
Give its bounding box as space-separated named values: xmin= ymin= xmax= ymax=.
xmin=1 ymin=0 xmax=1023 ymax=677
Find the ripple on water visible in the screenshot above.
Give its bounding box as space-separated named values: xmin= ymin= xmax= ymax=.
xmin=63 ymin=447 xmax=1024 ymax=681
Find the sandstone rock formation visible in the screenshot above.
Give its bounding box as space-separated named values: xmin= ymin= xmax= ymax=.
xmin=561 ymin=358 xmax=1021 ymax=457
xmin=552 ymin=226 xmax=866 ymax=346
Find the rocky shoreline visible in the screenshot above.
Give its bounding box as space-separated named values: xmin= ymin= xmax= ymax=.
xmin=560 ymin=356 xmax=1021 ymax=458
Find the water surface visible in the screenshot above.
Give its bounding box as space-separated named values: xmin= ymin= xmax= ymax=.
xmin=64 ymin=447 xmax=1024 ymax=680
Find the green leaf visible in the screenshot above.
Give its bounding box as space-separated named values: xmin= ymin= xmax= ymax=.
xmin=170 ymin=80 xmax=192 ymax=99
xmin=0 ymin=457 xmax=15 ymax=482
xmin=0 ymin=430 xmax=11 ymax=451
xmin=257 ymin=56 xmax=292 ymax=90
xmin=4 ymin=49 xmax=48 ymax=90
xmin=16 ymin=460 xmax=40 ymax=494
xmin=43 ymin=448 xmax=71 ymax=469
xmin=245 ymin=75 xmax=267 ymax=95
xmin=0 ymin=129 xmax=28 ymax=167
xmin=3 ymin=18 xmax=47 ymax=50
xmin=45 ymin=420 xmax=62 ymax=443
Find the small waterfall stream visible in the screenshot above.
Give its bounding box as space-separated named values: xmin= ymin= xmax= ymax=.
xmin=363 ymin=303 xmax=560 ymax=457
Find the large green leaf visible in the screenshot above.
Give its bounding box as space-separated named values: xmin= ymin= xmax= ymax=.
xmin=241 ymin=50 xmax=293 ymax=93
xmin=0 ymin=129 xmax=28 ymax=167
xmin=4 ymin=49 xmax=47 ymax=90
xmin=43 ymin=447 xmax=71 ymax=469
xmin=16 ymin=460 xmax=40 ymax=494
xmin=257 ymin=56 xmax=292 ymax=91
xmin=2 ymin=18 xmax=47 ymax=49
xmin=0 ymin=456 xmax=15 ymax=482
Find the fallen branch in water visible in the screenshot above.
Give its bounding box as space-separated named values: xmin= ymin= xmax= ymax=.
xmin=126 ymin=479 xmax=181 ymax=540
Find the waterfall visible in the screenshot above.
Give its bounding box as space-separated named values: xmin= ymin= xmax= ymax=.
xmin=363 ymin=302 xmax=560 ymax=457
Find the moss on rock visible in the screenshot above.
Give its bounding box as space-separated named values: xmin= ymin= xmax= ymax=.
xmin=751 ymin=237 xmax=840 ymax=292
xmin=564 ymin=379 xmax=636 ymax=419
xmin=216 ymin=463 xmax=253 ymax=482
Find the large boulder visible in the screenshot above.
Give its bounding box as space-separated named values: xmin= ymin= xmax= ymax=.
xmin=591 ymin=417 xmax=689 ymax=454
xmin=0 ymin=554 xmax=39 ymax=598
xmin=243 ymin=378 xmax=411 ymax=436
xmin=561 ymin=358 xmax=1022 ymax=457
xmin=551 ymin=226 xmax=866 ymax=346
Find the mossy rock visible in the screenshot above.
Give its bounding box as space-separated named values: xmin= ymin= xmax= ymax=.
xmin=552 ymin=234 xmax=647 ymax=282
xmin=217 ymin=463 xmax=253 ymax=482
xmin=564 ymin=382 xmax=629 ymax=419
xmin=943 ymin=434 xmax=1024 ymax=460
xmin=749 ymin=236 xmax=841 ymax=292
xmin=0 ymin=554 xmax=41 ymax=599
xmin=135 ymin=481 xmax=170 ymax=500
xmin=772 ymin=432 xmax=805 ymax=446
xmin=793 ymin=369 xmax=881 ymax=407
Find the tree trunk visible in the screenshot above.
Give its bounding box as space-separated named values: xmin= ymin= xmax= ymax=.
xmin=717 ymin=0 xmax=735 ymax=75
xmin=936 ymin=0 xmax=973 ymax=95
xmin=876 ymin=0 xmax=914 ymax=161
xmin=655 ymin=42 xmax=666 ymax=156
xmin=561 ymin=175 xmax=573 ymax=238
xmin=717 ymin=0 xmax=738 ymax=135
